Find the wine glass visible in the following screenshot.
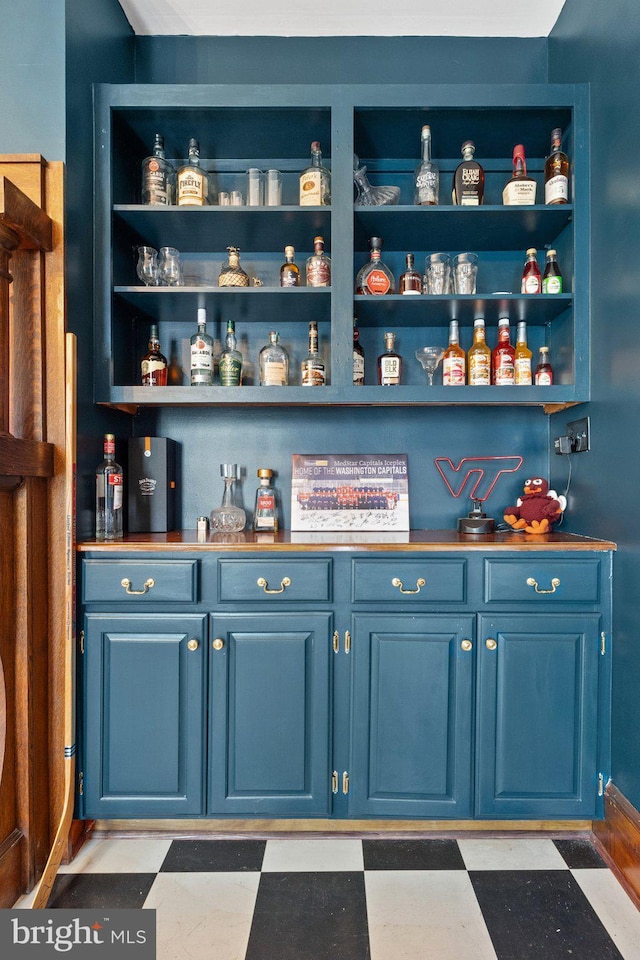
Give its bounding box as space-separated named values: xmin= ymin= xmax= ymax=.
xmin=158 ymin=246 xmax=184 ymax=286
xmin=136 ymin=246 xmax=159 ymax=286
xmin=415 ymin=346 xmax=444 ymax=386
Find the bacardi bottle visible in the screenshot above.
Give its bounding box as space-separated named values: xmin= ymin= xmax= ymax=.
xmin=414 ymin=124 xmax=439 ymax=205
xmin=377 ymin=332 xmax=402 ymax=386
xmin=189 ymin=308 xmax=213 ymax=386
xmin=141 ymin=324 xmax=168 ymax=386
xmin=452 ymin=141 xmax=484 ymax=205
xmin=502 ymin=144 xmax=537 ymax=205
xmin=141 ymin=134 xmax=175 ymax=205
xmin=544 ymin=128 xmax=569 ymax=205
xmin=95 ymin=434 xmax=123 ymax=540
xmin=299 ymin=141 xmax=331 ymax=206
xmin=177 ymin=138 xmax=208 ymax=206
xmin=442 ymin=320 xmax=466 ymax=385
xmin=356 ymin=237 xmax=396 ymax=295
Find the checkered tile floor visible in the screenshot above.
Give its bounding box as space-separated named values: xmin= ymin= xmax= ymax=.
xmin=15 ymin=836 xmax=640 ymax=959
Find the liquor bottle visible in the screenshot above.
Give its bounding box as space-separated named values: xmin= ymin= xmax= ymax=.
xmin=442 ymin=320 xmax=466 ymax=385
xmin=306 ymin=236 xmax=331 ymax=287
xmin=219 ymin=319 xmax=243 ymax=385
xmin=467 ymin=318 xmax=491 ymax=385
xmin=542 ymin=249 xmax=563 ymax=294
xmin=190 ymin=307 xmax=214 ymax=386
xmin=141 ymin=134 xmax=175 ymax=206
xmin=514 ymin=321 xmax=533 ymax=385
xmin=259 ymin=330 xmax=289 ymax=386
xmin=355 ymin=237 xmax=396 ymax=295
xmin=353 ymin=317 xmax=365 ymax=385
xmin=253 ymin=468 xmax=279 ymax=532
xmin=544 ymin=128 xmax=569 ymax=205
xmin=280 ymin=245 xmax=300 ymax=287
xmin=301 ymin=321 xmax=326 ymax=386
xmin=452 ymin=141 xmax=484 ymax=205
xmin=141 ymin=323 xmax=168 ymax=385
xmin=492 ymin=317 xmax=516 ymax=385
xmin=218 ymin=246 xmax=250 ymax=287
xmin=502 ymin=144 xmax=537 ymax=205
xmin=535 ymin=345 xmax=554 ymax=385
xmin=377 ymin=332 xmax=402 ymax=385
xmin=521 ymin=247 xmax=542 ymax=294
xmin=95 ymin=433 xmax=123 ymax=540
xmin=177 ymin=138 xmax=208 ymax=206
xmin=299 ymin=140 xmax=331 ymax=206
xmin=398 ymin=254 xmax=422 ymax=295
xmin=414 ymin=124 xmax=439 ymax=205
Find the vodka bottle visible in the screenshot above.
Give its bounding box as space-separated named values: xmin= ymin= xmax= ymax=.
xmin=95 ymin=434 xmax=123 ymax=540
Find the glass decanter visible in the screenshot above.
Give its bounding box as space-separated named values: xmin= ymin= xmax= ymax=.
xmin=353 ymin=155 xmax=400 ymax=206
xmin=210 ymin=463 xmax=246 ymax=532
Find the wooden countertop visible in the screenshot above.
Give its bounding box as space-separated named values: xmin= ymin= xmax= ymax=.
xmin=77 ymin=530 xmax=616 ymax=553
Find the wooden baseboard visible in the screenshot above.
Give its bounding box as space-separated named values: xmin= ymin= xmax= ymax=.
xmin=593 ymin=784 xmax=640 ymax=909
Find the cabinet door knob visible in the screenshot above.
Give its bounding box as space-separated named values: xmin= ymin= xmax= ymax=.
xmin=391 ymin=577 xmax=426 ymax=594
xmin=527 ymin=576 xmax=561 ymax=594
xmin=212 ymin=638 xmax=225 ymax=651
xmin=121 ymin=577 xmax=155 ymax=595
xmin=485 ymin=638 xmax=497 ymax=650
xmin=257 ymin=576 xmax=291 ymax=594
xmin=461 ymin=639 xmax=473 ymax=651
xmin=187 ymin=638 xmax=199 ymax=651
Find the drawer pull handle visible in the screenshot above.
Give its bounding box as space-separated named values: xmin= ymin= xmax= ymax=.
xmin=187 ymin=638 xmax=199 ymax=652
xmin=120 ymin=577 xmax=155 ymax=595
xmin=527 ymin=576 xmax=561 ymax=594
xmin=461 ymin=639 xmax=473 ymax=652
xmin=257 ymin=576 xmax=291 ymax=594
xmin=212 ymin=638 xmax=224 ymax=651
xmin=391 ymin=577 xmax=426 ymax=595
xmin=486 ymin=638 xmax=497 ymax=650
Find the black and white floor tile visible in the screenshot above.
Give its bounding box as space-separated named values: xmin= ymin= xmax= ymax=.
xmin=15 ymin=836 xmax=640 ymax=959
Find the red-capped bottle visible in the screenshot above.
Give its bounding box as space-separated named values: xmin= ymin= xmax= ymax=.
xmin=492 ymin=317 xmax=516 ymax=385
xmin=521 ymin=248 xmax=541 ymax=294
xmin=535 ymin=346 xmax=554 ymax=385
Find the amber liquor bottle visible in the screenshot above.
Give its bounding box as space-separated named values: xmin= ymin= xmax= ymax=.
xmin=452 ymin=141 xmax=484 ymax=205
xmin=467 ymin=318 xmax=491 ymax=385
xmin=356 ymin=237 xmax=396 ymax=295
xmin=141 ymin=324 xmax=168 ymax=386
xmin=535 ymin=346 xmax=554 ymax=385
xmin=514 ymin=321 xmax=533 ymax=385
xmin=492 ymin=317 xmax=516 ymax=385
xmin=280 ymin=245 xmax=300 ymax=287
xmin=141 ymin=134 xmax=175 ymax=205
xmin=301 ymin=321 xmax=326 ymax=386
xmin=377 ymin=332 xmax=402 ymax=386
xmin=353 ymin=318 xmax=365 ymax=385
xmin=306 ymin=237 xmax=331 ymax=287
xmin=398 ymin=254 xmax=422 ymax=295
xmin=502 ymin=144 xmax=537 ymax=205
xmin=442 ymin=320 xmax=466 ymax=385
xmin=544 ymin=128 xmax=569 ymax=205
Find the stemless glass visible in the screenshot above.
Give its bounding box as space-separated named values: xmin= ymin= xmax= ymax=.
xmin=452 ymin=252 xmax=478 ymax=294
xmin=424 ymin=253 xmax=451 ymax=294
xmin=158 ymin=246 xmax=184 ymax=286
xmin=136 ymin=246 xmax=159 ymax=286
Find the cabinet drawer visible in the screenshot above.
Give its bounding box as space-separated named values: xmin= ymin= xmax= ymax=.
xmin=82 ymin=559 xmax=197 ymax=603
xmin=352 ymin=559 xmax=466 ymax=603
xmin=218 ymin=559 xmax=332 ymax=602
xmin=484 ymin=558 xmax=600 ymax=603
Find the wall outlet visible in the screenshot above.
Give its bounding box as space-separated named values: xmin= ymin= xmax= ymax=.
xmin=567 ymin=416 xmax=590 ymax=453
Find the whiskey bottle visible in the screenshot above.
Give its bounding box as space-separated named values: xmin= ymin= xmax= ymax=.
xmin=253 ymin=468 xmax=279 ymax=532
xmin=521 ymin=247 xmax=542 ymax=294
xmin=452 ymin=141 xmax=484 ymax=205
xmin=542 ymin=249 xmax=563 ymax=294
xmin=414 ymin=124 xmax=439 ymax=205
xmin=355 ymin=237 xmax=396 ymax=295
xmin=219 ymin=319 xmax=243 ymax=385
xmin=467 ymin=318 xmax=491 ymax=385
xmin=259 ymin=331 xmax=289 ymax=386
xmin=442 ymin=320 xmax=466 ymax=385
xmin=502 ymin=144 xmax=537 ymax=205
xmin=218 ymin=246 xmax=250 ymax=287
xmin=280 ymin=245 xmax=300 ymax=287
xmin=95 ymin=434 xmax=123 ymax=540
xmin=301 ymin=321 xmax=326 ymax=386
xmin=534 ymin=346 xmax=554 ymax=385
xmin=189 ymin=307 xmax=214 ymax=386
xmin=514 ymin=321 xmax=533 ymax=385
xmin=141 ymin=134 xmax=175 ymax=205
xmin=353 ymin=317 xmax=365 ymax=385
xmin=299 ymin=141 xmax=331 ymax=206
xmin=141 ymin=324 xmax=168 ymax=386
xmin=492 ymin=317 xmax=516 ymax=385
xmin=398 ymin=254 xmax=422 ymax=295
xmin=306 ymin=236 xmax=331 ymax=287
xmin=377 ymin=332 xmax=402 ymax=386
xmin=177 ymin=138 xmax=208 ymax=206
xmin=544 ymin=128 xmax=569 ymax=205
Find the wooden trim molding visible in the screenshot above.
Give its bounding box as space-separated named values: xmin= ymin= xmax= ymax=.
xmin=593 ymin=784 xmax=640 ymax=909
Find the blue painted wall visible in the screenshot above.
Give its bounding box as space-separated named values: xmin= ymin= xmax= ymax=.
xmin=549 ymin=0 xmax=640 ymax=809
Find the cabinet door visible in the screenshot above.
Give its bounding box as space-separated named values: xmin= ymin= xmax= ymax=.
xmin=208 ymin=613 xmax=332 ymax=816
xmin=349 ymin=614 xmax=475 ymax=818
xmin=82 ymin=614 xmax=207 ymax=818
xmin=476 ymin=614 xmax=600 ymax=818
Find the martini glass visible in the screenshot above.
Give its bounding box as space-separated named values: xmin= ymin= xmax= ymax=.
xmin=415 ymin=346 xmax=444 ymax=386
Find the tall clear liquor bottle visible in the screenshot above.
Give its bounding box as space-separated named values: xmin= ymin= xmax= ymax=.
xmin=95 ymin=434 xmax=123 ymax=540
xmin=177 ymin=138 xmax=208 ymax=206
xmin=355 ymin=237 xmax=396 ymax=295
xmin=452 ymin=141 xmax=484 ymax=205
xmin=259 ymin=331 xmax=289 ymax=386
xmin=280 ymin=245 xmax=300 ymax=286
xmin=398 ymin=254 xmax=422 ymax=294
xmin=514 ymin=321 xmax=532 ymax=385
xmin=306 ymin=236 xmax=331 ymax=287
xmin=141 ymin=134 xmax=175 ymax=205
xmin=253 ymin=468 xmax=279 ymax=532
xmin=414 ymin=124 xmax=439 ymax=205
xmin=377 ymin=332 xmax=402 ymax=385
xmin=301 ymin=321 xmax=326 ymax=386
xmin=492 ymin=317 xmax=516 ymax=385
xmin=299 ymin=141 xmax=331 ymax=206
xmin=502 ymin=144 xmax=537 ymax=205
xmin=544 ymin=128 xmax=569 ymax=205
xmin=219 ymin=319 xmax=243 ymax=385
xmin=190 ymin=307 xmax=214 ymax=386
xmin=353 ymin=318 xmax=365 ymax=385
xmin=467 ymin=318 xmax=491 ymax=385
xmin=141 ymin=324 xmax=168 ymax=385
xmin=442 ymin=320 xmax=466 ymax=385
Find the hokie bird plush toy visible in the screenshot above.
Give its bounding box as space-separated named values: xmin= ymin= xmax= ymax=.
xmin=503 ymin=477 xmax=567 ymax=534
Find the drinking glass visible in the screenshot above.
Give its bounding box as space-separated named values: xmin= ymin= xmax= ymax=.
xmin=424 ymin=253 xmax=451 ymax=295
xmin=266 ymin=169 xmax=283 ymax=206
xmin=158 ymin=246 xmax=183 ymax=286
xmin=415 ymin=346 xmax=445 ymax=386
xmin=246 ymin=168 xmax=265 ymax=206
xmin=136 ymin=246 xmax=159 ymax=286
xmin=452 ymin=252 xmax=478 ymax=294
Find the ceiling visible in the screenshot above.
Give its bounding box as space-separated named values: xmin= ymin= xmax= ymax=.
xmin=116 ymin=0 xmax=567 ymax=38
